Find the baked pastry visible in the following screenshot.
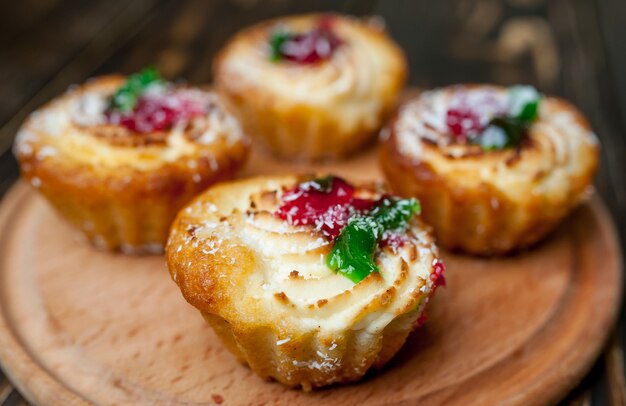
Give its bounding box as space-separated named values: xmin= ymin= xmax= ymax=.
xmin=166 ymin=175 xmax=444 ymax=390
xmin=13 ymin=67 xmax=249 ymax=253
xmin=380 ymin=84 xmax=599 ymax=255
xmin=214 ymin=14 xmax=407 ymax=161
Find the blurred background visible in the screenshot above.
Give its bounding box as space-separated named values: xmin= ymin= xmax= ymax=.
xmin=0 ymin=0 xmax=624 ymax=404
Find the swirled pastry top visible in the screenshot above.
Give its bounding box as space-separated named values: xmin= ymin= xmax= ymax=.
xmin=386 ymin=84 xmax=599 ymax=202
xmin=213 ymin=15 xmax=406 ymax=127
xmin=14 ymin=75 xmax=246 ymax=173
xmin=167 ymin=175 xmax=442 ymax=335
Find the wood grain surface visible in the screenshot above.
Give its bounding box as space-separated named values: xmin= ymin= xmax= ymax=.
xmin=1 ymin=1 xmax=625 ymax=404
xmin=0 ymin=147 xmax=621 ymax=406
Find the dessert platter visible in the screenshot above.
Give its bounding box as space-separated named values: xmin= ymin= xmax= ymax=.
xmin=0 ymin=13 xmax=622 ymax=405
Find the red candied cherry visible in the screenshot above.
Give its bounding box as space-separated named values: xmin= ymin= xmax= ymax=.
xmin=379 ymin=231 xmax=406 ymax=252
xmin=277 ymin=177 xmax=353 ymax=222
xmin=315 ymin=197 xmax=376 ymax=239
xmin=430 ymin=259 xmax=446 ymax=288
xmin=315 ymin=205 xmax=355 ymax=239
xmin=445 ymin=108 xmax=482 ymax=141
xmin=276 ymin=177 xmax=376 ymax=239
xmin=119 ymin=97 xmax=177 ymax=133
xmin=108 ymin=93 xmax=205 ymax=133
xmin=270 ymin=20 xmax=342 ymax=64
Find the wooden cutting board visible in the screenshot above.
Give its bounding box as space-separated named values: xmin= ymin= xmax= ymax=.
xmin=0 ymin=146 xmax=622 ymax=406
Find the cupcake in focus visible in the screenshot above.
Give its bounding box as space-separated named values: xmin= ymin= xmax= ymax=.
xmin=166 ymin=175 xmax=444 ymax=390
xmin=214 ymin=14 xmax=407 ymax=161
xmin=13 ymin=67 xmax=249 ymax=253
xmin=380 ymin=84 xmax=599 ymax=255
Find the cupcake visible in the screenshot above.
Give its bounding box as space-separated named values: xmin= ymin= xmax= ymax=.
xmin=380 ymin=84 xmax=599 ymax=255
xmin=213 ymin=14 xmax=407 ymax=161
xmin=13 ymin=67 xmax=249 ymax=254
xmin=166 ymin=175 xmax=444 ymax=390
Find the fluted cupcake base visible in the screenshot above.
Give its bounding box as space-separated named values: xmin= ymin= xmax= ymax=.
xmin=202 ymin=308 xmax=421 ymax=391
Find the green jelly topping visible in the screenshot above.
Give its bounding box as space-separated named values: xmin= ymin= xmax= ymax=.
xmin=479 ymin=117 xmax=526 ymax=150
xmin=327 ymin=197 xmax=420 ymax=283
xmin=327 ymin=217 xmax=379 ymax=283
xmin=516 ymin=98 xmax=540 ymax=122
xmin=475 ymin=86 xmax=542 ymax=151
xmin=371 ymin=197 xmax=421 ymax=231
xmin=110 ymin=66 xmax=161 ymax=112
xmin=269 ymin=31 xmax=289 ymax=62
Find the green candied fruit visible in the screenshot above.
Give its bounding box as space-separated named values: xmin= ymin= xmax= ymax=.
xmin=110 ymin=66 xmax=161 ymax=112
xmin=476 ymin=86 xmax=542 ymax=151
xmin=516 ymin=99 xmax=540 ymax=122
xmin=370 ymin=197 xmax=421 ymax=232
xmin=268 ymin=31 xmax=289 ymax=62
xmin=327 ymin=216 xmax=380 ymax=283
xmin=481 ymin=117 xmax=524 ymax=150
xmin=508 ymin=85 xmax=541 ymax=120
xmin=327 ymin=197 xmax=420 ymax=283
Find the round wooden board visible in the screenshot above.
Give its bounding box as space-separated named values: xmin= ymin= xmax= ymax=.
xmin=0 ymin=146 xmax=622 ymax=406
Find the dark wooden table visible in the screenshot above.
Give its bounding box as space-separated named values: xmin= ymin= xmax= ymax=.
xmin=0 ymin=0 xmax=624 ymax=404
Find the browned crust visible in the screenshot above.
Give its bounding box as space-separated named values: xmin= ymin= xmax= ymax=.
xmin=18 ymin=140 xmax=248 ymax=204
xmin=18 ymin=144 xmax=247 ymax=251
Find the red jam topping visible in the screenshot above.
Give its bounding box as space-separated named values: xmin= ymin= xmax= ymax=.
xmin=379 ymin=231 xmax=406 ymax=252
xmin=269 ymin=19 xmax=342 ymax=64
xmin=107 ymin=92 xmax=206 ymax=133
xmin=431 ymin=260 xmax=446 ymax=289
xmin=275 ymin=176 xmax=375 ymax=239
xmin=445 ymin=108 xmax=482 ymax=141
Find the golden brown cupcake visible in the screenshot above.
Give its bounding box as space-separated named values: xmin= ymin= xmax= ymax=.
xmin=166 ymin=175 xmax=445 ymax=390
xmin=13 ymin=68 xmax=249 ymax=253
xmin=214 ymin=14 xmax=407 ymax=161
xmin=380 ymin=84 xmax=599 ymax=255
